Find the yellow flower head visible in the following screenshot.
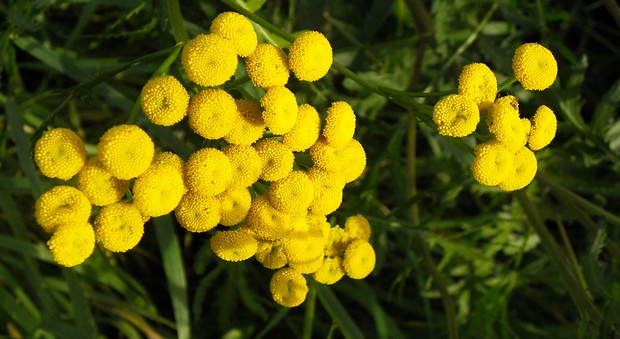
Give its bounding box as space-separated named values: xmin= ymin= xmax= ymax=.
xmin=512 ymin=42 xmax=558 ymax=91
xmin=260 ymin=86 xmax=298 ymax=135
xmin=309 ymin=136 xmax=339 ymax=172
xmin=323 ymin=101 xmax=356 ymax=148
xmin=486 ymin=95 xmax=519 ymax=128
xmin=471 ymin=139 xmax=515 ymax=186
xmin=307 ymin=212 xmax=331 ymax=240
xmin=290 ymin=255 xmax=324 ymax=274
xmin=270 ymin=267 xmax=308 ymax=307
xmin=140 ymin=75 xmax=189 ymax=126
xmin=528 ymin=105 xmax=557 ymax=151
xmin=224 ymin=99 xmax=266 ymax=146
xmin=288 ymin=31 xmax=333 ymax=82
xmin=174 ymin=191 xmax=222 ymax=232
xmin=222 ymin=144 xmax=262 ymax=188
xmin=282 ymin=103 xmax=321 ymax=151
xmin=282 ymin=228 xmax=325 ymax=265
xmin=151 ymin=151 xmax=186 ymax=183
xmin=337 ymin=138 xmax=366 ymax=183
xmin=34 ymin=127 xmax=86 ymax=180
xmin=268 ymin=170 xmax=315 ymax=215
xmin=47 ymin=222 xmax=95 ymax=267
xmin=35 ymin=185 xmax=91 ymax=233
xmin=182 ymin=33 xmax=237 ymax=87
xmin=245 ymin=43 xmax=290 ymax=89
xmin=94 ymin=202 xmax=144 ymax=252
xmin=188 ymin=89 xmax=239 ymax=140
xmin=210 ymin=229 xmax=258 ymax=262
xmin=343 ymin=239 xmax=376 ymax=279
xmin=498 ymin=146 xmax=538 ymax=191
xmin=210 ymin=11 xmax=257 ymax=57
xmin=132 ymin=163 xmax=185 ymax=217
xmin=97 ymin=124 xmax=154 ymax=180
xmin=78 ymin=156 xmax=129 ymax=206
xmin=488 ymin=99 xmax=528 ymax=152
xmin=307 ymin=167 xmax=345 ymax=215
xmin=432 ymin=94 xmax=480 ymax=137
xmin=458 ymin=63 xmax=497 ymax=110
xmin=324 ymin=225 xmax=349 ymax=257
xmin=245 ymin=195 xmax=292 ymax=241
xmin=218 ymin=186 xmax=252 ymax=226
xmin=255 ymin=239 xmax=288 ymax=269
xmin=254 ymin=138 xmax=295 ymax=182
xmin=313 ymin=256 xmax=345 ymax=285
xmin=185 ymin=148 xmax=232 ymax=196
xmin=344 ymin=214 xmax=371 ymax=242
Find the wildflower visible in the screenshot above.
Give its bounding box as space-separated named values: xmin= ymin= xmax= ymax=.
xmin=307 ymin=167 xmax=345 ymax=215
xmin=336 ymin=138 xmax=366 ymax=183
xmin=245 ymin=195 xmax=292 ymax=240
xmin=260 ymin=86 xmax=298 ymax=135
xmin=498 ymin=146 xmax=538 ymax=191
xmin=182 ymin=33 xmax=237 ymax=87
xmin=270 ymin=267 xmax=308 ymax=307
xmin=210 ymin=229 xmax=258 ymax=262
xmin=185 ymin=148 xmax=232 ymax=196
xmin=132 ymin=163 xmax=185 ymax=217
xmin=218 ymin=186 xmax=252 ymax=226
xmin=290 ymin=255 xmax=324 ymax=274
xmin=224 ymin=99 xmax=266 ymax=146
xmin=47 ymin=222 xmax=95 ymax=267
xmin=471 ymin=140 xmax=515 ymax=186
xmin=94 ymin=202 xmax=144 ymax=252
xmin=97 ymin=124 xmax=154 ymax=180
xmin=254 ymin=139 xmax=295 ymax=182
xmin=35 ymin=185 xmax=91 ymax=233
xmin=309 ymin=137 xmax=339 ymax=172
xmin=282 ymin=104 xmax=321 ymax=151
xmin=344 ymin=214 xmax=371 ymax=242
xmin=34 ymin=128 xmax=86 ymax=180
xmin=210 ymin=11 xmax=257 ymax=57
xmin=432 ymin=94 xmax=480 ymax=137
xmin=255 ymin=239 xmax=288 ymax=269
xmin=343 ymin=239 xmax=376 ymax=279
xmin=187 ymin=89 xmax=238 ymax=140
xmin=488 ymin=100 xmax=528 ymax=152
xmin=140 ymin=75 xmax=189 ymax=126
xmin=486 ymin=95 xmax=519 ymax=128
xmin=307 ymin=213 xmax=331 ymax=240
xmin=245 ymin=43 xmax=289 ymax=89
xmin=222 ymin=144 xmax=262 ymax=188
xmin=458 ymin=63 xmax=497 ymax=110
xmin=268 ymin=171 xmax=315 ymax=215
xmin=151 ymin=151 xmax=185 ymax=183
xmin=528 ymin=105 xmax=557 ymax=151
xmin=288 ymin=31 xmax=333 ymax=82
xmin=512 ymin=42 xmax=557 ymax=91
xmin=78 ymin=156 xmax=129 ymax=206
xmin=282 ymin=227 xmax=325 ymax=265
xmin=323 ymin=101 xmax=356 ymax=148
xmin=313 ymin=256 xmax=345 ymax=285
xmin=174 ymin=192 xmax=222 ymax=232
xmin=324 ymin=225 xmax=349 ymax=257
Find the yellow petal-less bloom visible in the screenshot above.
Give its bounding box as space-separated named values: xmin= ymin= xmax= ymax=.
xmin=255 ymin=239 xmax=288 ymax=269
xmin=35 ymin=185 xmax=91 ymax=233
xmin=282 ymin=228 xmax=325 ymax=264
xmin=270 ymin=267 xmax=308 ymax=307
xmin=528 ymin=105 xmax=557 ymax=151
xmin=78 ymin=156 xmax=129 ymax=206
xmin=313 ymin=256 xmax=345 ymax=285
xmin=174 ymin=192 xmax=222 ymax=232
xmin=210 ymin=230 xmax=258 ymax=262
xmin=471 ymin=140 xmax=515 ymax=186
xmin=94 ymin=202 xmax=144 ymax=252
xmin=218 ymin=186 xmax=252 ymax=226
xmin=222 ymin=144 xmax=262 ymax=188
xmin=307 ymin=212 xmax=331 ymax=240
xmin=282 ymin=104 xmax=321 ymax=151
xmin=182 ymin=33 xmax=237 ymax=87
xmin=185 ymin=148 xmax=232 ymax=196
xmin=458 ymin=63 xmax=498 ymax=110
xmin=47 ymin=222 xmax=95 ymax=267
xmin=97 ymin=124 xmax=154 ymax=180
xmin=268 ymin=170 xmax=315 ymax=215
xmin=210 ymin=11 xmax=257 ymax=57
xmin=307 ymin=167 xmax=344 ymax=215
xmin=343 ymin=239 xmax=376 ymax=279
xmin=288 ymin=31 xmax=333 ymax=82
xmin=245 ymin=195 xmax=292 ymax=241
xmin=290 ymin=255 xmax=324 ymax=274
xmin=336 ymin=138 xmax=366 ymax=183
xmin=432 ymin=94 xmax=480 ymax=137
xmin=245 ymin=43 xmax=290 ymax=89
xmin=324 ymin=225 xmax=349 ymax=258
xmin=309 ymin=137 xmax=339 ymax=172
xmin=323 ymin=101 xmax=356 ymax=148
xmin=488 ymin=101 xmax=528 ymax=153
xmin=486 ymin=95 xmax=519 ymax=128
xmin=512 ymin=42 xmax=558 ymax=91
xmin=140 ymin=75 xmax=189 ymax=126
xmin=34 ymin=128 xmax=86 ymax=180
xmin=344 ymin=214 xmax=371 ymax=242
xmin=132 ymin=164 xmax=185 ymax=217
xmin=260 ymin=86 xmax=298 ymax=135
xmin=151 ymin=151 xmax=186 ymax=183
xmin=498 ymin=146 xmax=538 ymax=191
xmin=254 ymin=138 xmax=295 ymax=182
xmin=188 ymin=89 xmax=239 ymax=140
xmin=224 ymin=99 xmax=266 ymax=146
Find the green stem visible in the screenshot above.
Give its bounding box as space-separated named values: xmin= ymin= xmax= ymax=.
xmin=165 ymin=0 xmax=189 ymax=43
xmin=498 ymin=76 xmax=517 ymax=92
xmin=302 ymin=281 xmax=317 ymax=339
xmin=220 ymin=0 xmax=295 ymax=43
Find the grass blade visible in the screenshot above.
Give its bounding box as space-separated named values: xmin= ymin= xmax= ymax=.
xmin=313 ymin=278 xmax=366 ymax=339
xmin=63 ymin=268 xmax=98 ymax=337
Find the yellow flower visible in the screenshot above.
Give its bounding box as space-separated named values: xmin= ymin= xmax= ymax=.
xmin=222 ymin=144 xmax=262 ymax=188
xmin=94 ymin=202 xmax=144 ymax=252
xmin=245 ymin=195 xmax=292 ymax=241
xmin=307 ymin=167 xmax=344 ymax=215
xmin=343 ymin=239 xmax=376 ymax=279
xmin=47 ymin=222 xmax=95 ymax=267
xmin=313 ymin=256 xmax=345 ymax=285
xmin=458 ymin=63 xmax=497 ymax=110
xmin=255 ymin=238 xmax=288 ymax=269
xmin=270 ymin=267 xmax=308 ymax=307
xmin=282 ymin=103 xmax=321 ymax=151
xmin=78 ymin=156 xmax=129 ymax=206
xmin=140 ymin=75 xmax=189 ymax=126
xmin=323 ymin=101 xmax=356 ymax=148
xmin=34 ymin=127 xmax=86 ymax=180
xmin=282 ymin=227 xmax=325 ymax=265
xmin=471 ymin=140 xmax=515 ymax=186
xmin=290 ymin=255 xmax=324 ymax=274
xmin=260 ymin=86 xmax=298 ymax=135
xmin=488 ymin=99 xmax=528 ymax=152
xmin=324 ymin=225 xmax=349 ymax=258
xmin=344 ymin=214 xmax=371 ymax=242
xmin=307 ymin=212 xmax=331 ymax=240
xmin=288 ymin=31 xmax=333 ymax=82
xmin=432 ymin=94 xmax=480 ymax=137
xmin=224 ymin=99 xmax=266 ymax=146
xmin=309 ymin=136 xmax=339 ymax=172
xmin=174 ymin=191 xmax=222 ymax=232
xmin=512 ymin=42 xmax=558 ymax=91
xmin=185 ymin=148 xmax=232 ymax=196
xmin=245 ymin=43 xmax=290 ymax=89
xmin=498 ymin=146 xmax=538 ymax=191
xmin=182 ymin=33 xmax=237 ymax=87
xmin=210 ymin=229 xmax=258 ymax=262
xmin=218 ymin=186 xmax=252 ymax=226
xmin=151 ymin=151 xmax=186 ymax=184
xmin=97 ymin=124 xmax=154 ymax=180
xmin=132 ymin=163 xmax=185 ymax=217
xmin=486 ymin=95 xmax=519 ymax=128
xmin=337 ymin=138 xmax=366 ymax=183
xmin=210 ymin=11 xmax=257 ymax=57
xmin=268 ymin=170 xmax=315 ymax=215
xmin=187 ymin=89 xmax=239 ymax=140
xmin=254 ymin=138 xmax=295 ymax=182
xmin=35 ymin=185 xmax=91 ymax=233
xmin=528 ymin=105 xmax=557 ymax=151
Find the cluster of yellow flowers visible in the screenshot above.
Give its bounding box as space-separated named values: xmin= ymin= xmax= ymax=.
xmin=432 ymin=42 xmax=558 ymax=191
xmin=31 ymin=11 xmax=375 ymax=308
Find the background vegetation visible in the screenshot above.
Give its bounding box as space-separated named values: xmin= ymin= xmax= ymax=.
xmin=1 ymin=0 xmax=620 ymax=338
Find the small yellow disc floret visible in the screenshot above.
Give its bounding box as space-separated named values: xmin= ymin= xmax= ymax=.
xmin=336 ymin=138 xmax=366 ymax=183
xmin=140 ymin=75 xmax=189 ymax=126
xmin=268 ymin=170 xmax=315 ymax=215
xmin=182 ymin=33 xmax=237 ymax=87
xmin=255 ymin=239 xmax=288 ymax=269
xmin=94 ymin=202 xmax=144 ymax=252
xmin=432 ymin=94 xmax=480 ymax=137
xmin=47 ymin=222 xmax=95 ymax=267
xmin=270 ymin=267 xmax=308 ymax=307
xmin=174 ymin=191 xmax=222 ymax=232
xmin=254 ymin=139 xmax=295 ymax=182
xmin=188 ymin=89 xmax=239 ymax=140
xmin=458 ymin=63 xmax=497 ymax=110
xmin=210 ymin=11 xmax=257 ymax=57
xmin=222 ymin=144 xmax=262 ymax=188
xmin=307 ymin=167 xmax=344 ymax=215
xmin=344 ymin=214 xmax=371 ymax=242
xmin=245 ymin=195 xmax=292 ymax=241
xmin=245 ymin=43 xmax=290 ymax=89
xmin=78 ymin=156 xmax=129 ymax=206
xmin=288 ymin=31 xmax=333 ymax=82
xmin=260 ymin=86 xmax=298 ymax=135
xmin=185 ymin=148 xmax=232 ymax=196
xmin=343 ymin=239 xmax=376 ymax=279
xmin=471 ymin=140 xmax=515 ymax=186
xmin=498 ymin=146 xmax=538 ymax=191
xmin=132 ymin=164 xmax=185 ymax=217
xmin=34 ymin=128 xmax=86 ymax=180
xmin=512 ymin=42 xmax=558 ymax=91
xmin=35 ymin=185 xmax=91 ymax=233
xmin=224 ymin=99 xmax=266 ymax=146
xmin=282 ymin=104 xmax=321 ymax=151
xmin=210 ymin=229 xmax=258 ymax=262
xmin=97 ymin=124 xmax=154 ymax=180
xmin=488 ymin=100 xmax=528 ymax=153
xmin=218 ymin=186 xmax=252 ymax=226
xmin=323 ymin=101 xmax=356 ymax=148
xmin=313 ymin=256 xmax=345 ymax=285
xmin=528 ymin=105 xmax=557 ymax=151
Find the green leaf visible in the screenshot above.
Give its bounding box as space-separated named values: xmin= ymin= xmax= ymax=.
xmin=313 ymin=279 xmax=366 ymax=339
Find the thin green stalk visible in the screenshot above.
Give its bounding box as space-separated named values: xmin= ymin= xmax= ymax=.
xmin=165 ymin=0 xmax=189 ymax=44
xmin=220 ymin=0 xmax=295 ymax=43
xmin=498 ymin=76 xmax=518 ymax=92
xmin=302 ymin=281 xmax=317 ymax=339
